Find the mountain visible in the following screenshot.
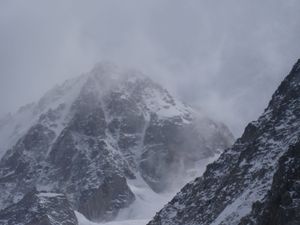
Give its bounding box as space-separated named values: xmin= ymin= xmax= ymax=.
xmin=147 ymin=59 xmax=300 ymax=225
xmin=0 ymin=62 xmax=233 ymax=223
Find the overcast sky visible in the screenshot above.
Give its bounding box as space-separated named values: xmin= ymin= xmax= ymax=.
xmin=0 ymin=0 xmax=300 ymax=136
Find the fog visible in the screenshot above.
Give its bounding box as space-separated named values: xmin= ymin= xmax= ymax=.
xmin=1 ymin=0 xmax=300 ymax=136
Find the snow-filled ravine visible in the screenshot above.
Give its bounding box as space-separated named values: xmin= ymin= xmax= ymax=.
xmin=76 ymin=154 xmax=221 ymax=225
xmin=75 ymin=178 xmax=173 ymax=225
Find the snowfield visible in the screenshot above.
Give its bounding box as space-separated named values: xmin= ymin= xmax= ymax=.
xmin=76 ymin=154 xmax=221 ymax=225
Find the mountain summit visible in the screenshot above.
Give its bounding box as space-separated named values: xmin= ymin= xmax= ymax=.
xmin=148 ymin=60 xmax=300 ymax=225
xmin=0 ymin=63 xmax=233 ymax=223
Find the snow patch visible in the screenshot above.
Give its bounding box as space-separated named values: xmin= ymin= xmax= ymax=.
xmin=36 ymin=193 xmax=64 ymax=198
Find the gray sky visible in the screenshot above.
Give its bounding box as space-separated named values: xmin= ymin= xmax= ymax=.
xmin=0 ymin=0 xmax=300 ymax=136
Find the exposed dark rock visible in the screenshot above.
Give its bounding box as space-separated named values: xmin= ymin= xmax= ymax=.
xmin=148 ymin=59 xmax=300 ymax=225
xmin=239 ymin=140 xmax=300 ymax=225
xmin=78 ymin=175 xmax=135 ymax=222
xmin=0 ymin=190 xmax=78 ymax=225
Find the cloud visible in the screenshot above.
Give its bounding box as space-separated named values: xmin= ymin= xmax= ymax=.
xmin=0 ymin=0 xmax=300 ymax=136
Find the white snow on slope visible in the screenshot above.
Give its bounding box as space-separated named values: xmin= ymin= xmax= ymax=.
xmin=36 ymin=193 xmax=64 ymax=198
xmin=77 ymin=154 xmax=221 ymax=225
xmin=116 ymin=174 xmax=174 ymax=221
xmin=142 ymin=85 xmax=193 ymax=121
xmin=0 ymin=74 xmax=87 ymax=159
xmin=76 ymin=211 xmax=147 ymax=225
xmin=75 ymin=174 xmax=174 ymax=225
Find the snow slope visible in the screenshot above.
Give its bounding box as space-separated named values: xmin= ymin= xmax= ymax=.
xmin=76 ymin=156 xmax=218 ymax=225
xmin=0 ymin=74 xmax=87 ymax=159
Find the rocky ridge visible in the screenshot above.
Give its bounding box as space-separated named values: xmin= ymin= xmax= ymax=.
xmin=148 ymin=59 xmax=300 ymax=225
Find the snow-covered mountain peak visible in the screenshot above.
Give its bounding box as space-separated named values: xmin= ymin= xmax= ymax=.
xmin=0 ymin=63 xmax=233 ymax=223
xmin=0 ymin=64 xmax=186 ymax=158
xmin=75 ymin=62 xmax=195 ymax=123
xmin=87 ymin=61 xmax=148 ymax=92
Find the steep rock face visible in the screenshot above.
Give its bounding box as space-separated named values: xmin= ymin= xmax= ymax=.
xmin=239 ymin=141 xmax=300 ymax=225
xmin=0 ymin=191 xmax=78 ymax=225
xmin=0 ymin=63 xmax=233 ymax=222
xmin=78 ymin=175 xmax=135 ymax=222
xmin=140 ymin=116 xmax=232 ymax=192
xmin=148 ymin=59 xmax=300 ymax=225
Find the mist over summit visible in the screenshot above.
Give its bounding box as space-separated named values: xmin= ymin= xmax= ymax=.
xmin=1 ymin=1 xmax=300 ymax=224
xmin=0 ymin=62 xmax=233 ymax=224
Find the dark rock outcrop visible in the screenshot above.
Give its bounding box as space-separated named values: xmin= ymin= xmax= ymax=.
xmin=0 ymin=191 xmax=78 ymax=225
xmin=78 ymin=175 xmax=135 ymax=222
xmin=148 ymin=59 xmax=300 ymax=225
xmin=239 ymin=141 xmax=300 ymax=225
